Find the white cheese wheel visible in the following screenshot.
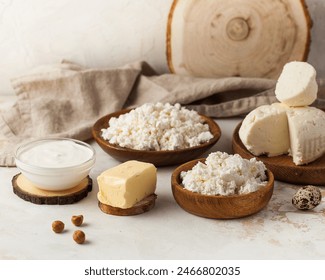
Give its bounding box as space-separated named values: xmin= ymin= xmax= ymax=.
xmin=286 ymin=106 xmax=325 ymax=165
xmin=239 ymin=103 xmax=290 ymax=157
xmin=275 ymin=61 xmax=318 ymax=106
xmin=240 ymin=103 xmax=325 ymax=166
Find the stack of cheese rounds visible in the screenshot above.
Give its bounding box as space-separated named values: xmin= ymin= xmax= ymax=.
xmin=239 ymin=61 xmax=325 ymax=166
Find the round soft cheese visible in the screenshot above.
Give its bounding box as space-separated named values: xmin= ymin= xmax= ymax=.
xmin=239 ymin=103 xmax=290 ymax=157
xmin=275 ymin=61 xmax=317 ymax=107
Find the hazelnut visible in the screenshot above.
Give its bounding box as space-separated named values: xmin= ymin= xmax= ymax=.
xmin=73 ymin=230 xmax=86 ymax=244
xmin=71 ymin=215 xmax=84 ymax=226
xmin=52 ymin=220 xmax=65 ymax=233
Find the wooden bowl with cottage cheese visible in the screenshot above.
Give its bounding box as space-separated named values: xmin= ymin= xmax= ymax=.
xmin=171 ymin=157 xmax=274 ymax=219
xmin=92 ymin=108 xmax=221 ymax=166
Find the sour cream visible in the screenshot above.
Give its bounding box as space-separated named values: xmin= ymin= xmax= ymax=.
xmin=15 ymin=138 xmax=96 ymax=191
xmin=18 ymin=140 xmax=93 ymax=168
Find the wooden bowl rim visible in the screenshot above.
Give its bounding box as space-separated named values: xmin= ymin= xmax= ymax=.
xmin=92 ymin=108 xmax=222 ymax=155
xmin=171 ymin=158 xmax=274 ymax=200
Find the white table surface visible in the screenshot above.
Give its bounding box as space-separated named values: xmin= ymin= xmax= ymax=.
xmin=1 ymin=118 xmax=325 ymax=260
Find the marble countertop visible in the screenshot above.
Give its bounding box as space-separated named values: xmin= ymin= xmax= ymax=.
xmin=1 ymin=118 xmax=325 ymax=260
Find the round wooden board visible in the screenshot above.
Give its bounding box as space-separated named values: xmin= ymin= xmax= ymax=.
xmin=12 ymin=174 xmax=92 ymax=205
xmin=98 ymin=194 xmax=157 ymax=216
xmin=232 ymin=122 xmax=325 ymax=186
xmin=167 ymin=0 xmax=311 ymax=79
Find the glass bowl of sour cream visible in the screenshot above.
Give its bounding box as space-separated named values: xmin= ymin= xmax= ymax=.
xmin=15 ymin=138 xmax=96 ymax=191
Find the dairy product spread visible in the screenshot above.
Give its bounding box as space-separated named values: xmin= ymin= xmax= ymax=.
xmin=286 ymin=106 xmax=325 ymax=165
xmin=18 ymin=139 xmax=93 ymax=168
xmin=239 ymin=62 xmax=325 ymax=166
xmin=275 ymin=61 xmax=317 ymax=106
xmin=181 ymin=152 xmax=267 ymax=196
xmin=239 ymin=103 xmax=290 ymax=157
xmin=15 ymin=138 xmax=95 ymax=191
xmin=97 ymin=160 xmax=157 ymax=209
xmin=101 ymin=103 xmax=213 ymax=151
xmin=239 ymin=104 xmax=325 ymax=165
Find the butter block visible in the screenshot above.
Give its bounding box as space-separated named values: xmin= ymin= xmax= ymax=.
xmin=239 ymin=103 xmax=290 ymax=157
xmin=97 ymin=160 xmax=157 ymax=209
xmin=275 ymin=61 xmax=318 ymax=107
xmin=286 ymin=106 xmax=325 ymax=165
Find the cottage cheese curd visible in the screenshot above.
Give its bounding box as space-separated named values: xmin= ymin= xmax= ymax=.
xmin=181 ymin=152 xmax=267 ymax=196
xmin=101 ymin=103 xmax=213 ymax=151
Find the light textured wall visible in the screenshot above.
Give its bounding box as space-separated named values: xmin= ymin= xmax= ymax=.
xmin=0 ymin=0 xmax=172 ymax=95
xmin=0 ymin=0 xmax=324 ymax=95
xmin=306 ymin=0 xmax=325 ymax=79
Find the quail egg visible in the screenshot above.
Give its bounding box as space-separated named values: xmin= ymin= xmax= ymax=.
xmin=292 ymin=185 xmax=322 ymax=210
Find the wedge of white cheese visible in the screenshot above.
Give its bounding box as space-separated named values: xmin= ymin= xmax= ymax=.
xmin=239 ymin=104 xmax=325 ymax=165
xmin=287 ymin=106 xmax=325 ymax=165
xmin=275 ymin=61 xmax=318 ymax=107
xmin=239 ymin=103 xmax=290 ymax=157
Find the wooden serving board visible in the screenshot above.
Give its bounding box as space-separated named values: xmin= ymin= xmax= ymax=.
xmin=98 ymin=194 xmax=157 ymax=216
xmin=167 ymin=0 xmax=311 ymax=79
xmin=12 ymin=174 xmax=92 ymax=205
xmin=232 ymin=122 xmax=325 ymax=186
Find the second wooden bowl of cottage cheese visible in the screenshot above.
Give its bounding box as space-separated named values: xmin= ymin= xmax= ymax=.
xmin=92 ymin=103 xmax=221 ymax=166
xmin=171 ymin=152 xmax=274 ymax=219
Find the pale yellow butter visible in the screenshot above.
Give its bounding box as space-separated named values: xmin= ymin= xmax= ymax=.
xmin=97 ymin=160 xmax=157 ymax=209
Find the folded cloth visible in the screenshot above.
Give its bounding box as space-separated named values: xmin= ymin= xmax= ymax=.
xmin=0 ymin=60 xmax=277 ymax=166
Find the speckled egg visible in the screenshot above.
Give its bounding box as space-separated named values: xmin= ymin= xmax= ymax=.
xmin=292 ymin=185 xmax=322 ymax=210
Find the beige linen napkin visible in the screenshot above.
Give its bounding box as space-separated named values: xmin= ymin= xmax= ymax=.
xmin=0 ymin=61 xmax=278 ymax=166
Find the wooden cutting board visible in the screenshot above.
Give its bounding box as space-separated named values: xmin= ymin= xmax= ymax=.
xmin=167 ymin=0 xmax=311 ymax=79
xmin=232 ymin=122 xmax=325 ymax=186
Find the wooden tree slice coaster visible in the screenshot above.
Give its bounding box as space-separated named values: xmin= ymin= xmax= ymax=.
xmin=98 ymin=194 xmax=157 ymax=216
xmin=12 ymin=173 xmax=92 ymax=205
